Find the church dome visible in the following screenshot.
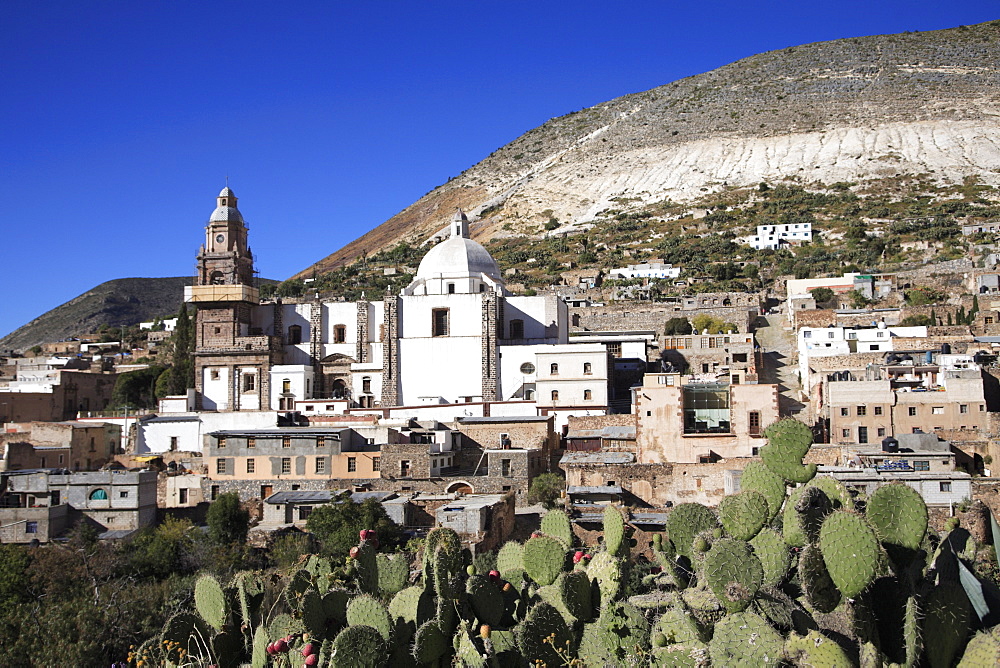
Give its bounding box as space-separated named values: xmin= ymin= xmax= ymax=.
xmin=416 ymin=212 xmax=501 ymax=281
xmin=219 ymin=186 xmax=235 ymax=197
xmin=210 ymin=206 xmax=244 ymax=223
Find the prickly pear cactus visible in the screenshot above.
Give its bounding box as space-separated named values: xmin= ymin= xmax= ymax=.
xmin=718 ymin=489 xmax=769 ymax=541
xmin=376 ymin=552 xmax=410 ymax=596
xmin=957 ymin=630 xmax=1000 ymax=667
xmin=331 ymin=624 xmax=387 ymax=668
xmin=413 ymin=620 xmax=449 ymax=665
xmin=924 ymin=581 xmax=971 ymax=668
xmin=496 ymin=540 xmax=525 ymax=580
xmin=557 ymin=569 xmax=593 ymax=622
xmin=866 ymin=483 xmax=928 ymax=551
xmin=819 ymin=511 xmax=880 ymax=599
xmin=250 ymin=624 xmax=269 ymax=668
xmin=541 ymin=508 xmax=574 ymax=546
xmin=466 ymin=574 xmax=505 ymax=627
xmin=738 ymin=460 xmax=786 ymax=520
xmin=749 ymin=528 xmax=791 ymax=588
xmin=194 ymin=573 xmax=229 ymax=631
xmin=655 ymin=607 xmax=707 ymax=644
xmin=808 ymin=476 xmax=853 ymax=510
xmin=703 ymin=538 xmax=763 ymax=613
xmin=516 ymin=602 xmax=573 ymax=668
xmin=760 ymin=418 xmax=817 ymax=483
xmin=708 ymin=611 xmax=784 ymax=666
xmin=346 ymin=593 xmax=392 ymax=640
xmin=785 ymin=630 xmax=853 ymax=667
xmin=799 ymin=545 xmax=841 ymax=614
xmin=665 ymin=503 xmax=719 ymax=560
xmin=587 ymin=550 xmax=623 ymax=607
xmin=388 ymin=585 xmax=434 ymax=640
xmin=602 ymin=504 xmax=627 ymax=556
xmin=523 ymin=534 xmax=566 ymax=586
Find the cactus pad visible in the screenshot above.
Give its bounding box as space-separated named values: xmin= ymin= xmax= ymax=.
xmin=603 ymin=504 xmax=627 ymax=556
xmin=523 ymin=534 xmax=566 ymax=586
xmin=924 ymin=581 xmax=971 ymax=668
xmin=194 ymin=573 xmax=228 ymax=631
xmin=738 ymin=460 xmax=786 ymax=520
xmin=785 ymin=630 xmax=853 ymax=667
xmin=866 ymin=483 xmax=928 ymax=551
xmin=799 ymin=545 xmax=841 ymax=614
xmin=819 ymin=511 xmax=880 ymax=599
xmin=760 ymin=418 xmax=817 ymax=483
xmin=496 ymin=540 xmax=525 ymax=580
xmin=413 ymin=620 xmax=449 ymax=664
xmin=541 ymin=508 xmax=574 ymax=546
xmin=515 ymin=602 xmax=573 ymax=668
xmin=331 ymin=624 xmax=387 ymax=668
xmin=749 ymin=528 xmax=791 ymax=587
xmin=655 ymin=607 xmax=707 ymax=644
xmin=708 ymin=611 xmax=784 ymax=666
xmin=718 ymin=489 xmax=769 ymax=541
xmin=665 ymin=503 xmax=719 ymax=560
xmin=957 ymin=630 xmax=1000 ymax=667
xmin=557 ymin=569 xmax=593 ymax=622
xmin=376 ymin=552 xmax=410 ymax=596
xmin=388 ymin=585 xmax=433 ymax=639
xmin=703 ymin=538 xmax=763 ymax=612
xmin=466 ymin=574 xmax=505 ymax=627
xmin=346 ymin=593 xmax=391 ymax=640
xmin=587 ymin=550 xmax=623 ymax=606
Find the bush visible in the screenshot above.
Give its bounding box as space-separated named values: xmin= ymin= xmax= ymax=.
xmin=810 ymin=287 xmax=834 ymax=304
xmin=900 ymin=314 xmax=933 ymax=327
xmin=663 ymin=317 xmax=692 ymax=335
xmin=206 ymin=493 xmax=250 ymax=546
xmin=526 ymin=473 xmax=563 ymax=508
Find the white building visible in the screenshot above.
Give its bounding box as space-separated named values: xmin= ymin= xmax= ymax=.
xmin=797 ymin=323 xmax=928 ymax=393
xmin=745 ymin=223 xmax=812 ymax=250
xmin=609 ymin=263 xmax=682 ymax=280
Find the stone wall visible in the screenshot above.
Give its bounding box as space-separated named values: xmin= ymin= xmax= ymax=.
xmin=566 ymin=414 xmax=636 ymax=430
xmin=569 ymin=302 xmax=756 ymax=335
xmin=565 ymin=460 xmax=757 ymax=507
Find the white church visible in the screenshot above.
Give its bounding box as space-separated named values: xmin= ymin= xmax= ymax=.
xmin=183 ymin=188 xmax=616 ymax=420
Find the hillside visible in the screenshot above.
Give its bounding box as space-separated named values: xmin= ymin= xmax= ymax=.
xmin=0 ymin=277 xmax=194 ymax=352
xmin=295 ymin=21 xmax=1000 ymax=278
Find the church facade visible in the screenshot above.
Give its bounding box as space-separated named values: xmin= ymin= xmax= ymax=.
xmin=185 ymin=188 xmax=611 ymax=414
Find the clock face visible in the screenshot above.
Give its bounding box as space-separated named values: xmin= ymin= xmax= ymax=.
xmin=215 ymin=234 xmax=225 ymax=244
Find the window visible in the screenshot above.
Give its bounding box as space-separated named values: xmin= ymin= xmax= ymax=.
xmin=282 ymin=379 xmax=291 ymax=393
xmin=584 ymin=389 xmax=592 ymax=401
xmin=288 ymin=325 xmax=302 ymax=345
xmin=748 ymin=411 xmax=761 ymax=436
xmin=913 ymin=460 xmax=930 ymax=471
xmin=334 ymin=324 xmax=347 ymax=343
xmin=857 ymin=406 xmax=866 ymax=416
xmin=908 ymin=407 xmax=917 ymax=416
xmin=243 ymin=373 xmax=256 ymax=392
xmin=932 ymin=406 xmax=944 ymax=415
xmin=248 ymin=437 xmax=256 ymax=448
xmin=960 ymin=404 xmax=969 ymax=414
xmin=682 ymin=384 xmax=731 ymax=434
xmin=217 ymin=459 xmax=227 ymax=474
xmin=940 ymin=482 xmax=952 ymax=493
xmin=218 ymin=436 xmax=227 ymax=449
xmin=400 ymin=460 xmax=411 ymax=476
xmin=89 ymin=437 xmax=96 ymax=452
xmin=119 ymin=490 xmax=129 ymax=498
xmin=281 ymin=458 xmax=291 ymax=474
xmin=874 ymin=406 xmax=883 ymax=416
xmin=316 ymin=436 xmax=325 ymax=448
xmin=372 ymin=457 xmax=380 ymax=471
xmin=583 ymin=362 xmax=592 ymax=375
xmin=858 ymin=426 xmax=868 ymax=444
xmin=282 ymin=436 xmax=291 ymax=448
xmin=447 ymin=283 xmax=456 ymax=294
xmin=210 ymin=368 xmax=220 ymax=381
xmin=246 ymin=459 xmax=255 ymax=474
xmin=551 ymin=390 xmax=559 ymax=401
xmin=179 ymin=488 xmax=188 ymax=504
xmin=170 ymin=436 xmax=178 ymax=450
xmin=348 ymin=457 xmax=357 ymax=473
xmin=842 ymin=429 xmax=851 ymax=438
xmin=840 ymin=407 xmax=849 ymax=416
xmin=550 ymin=363 xmax=559 ymax=375
xmin=877 ymin=427 xmax=886 ymax=437
xmin=803 ymin=331 xmax=812 ymax=339
xmin=316 ymin=458 xmax=326 ymax=474
xmin=509 ymin=319 xmax=524 ymax=339
xmin=211 ymin=485 xmax=220 ymax=500
xmin=607 ymin=343 xmax=621 ymax=358
xmin=25 ymin=521 xmax=37 ymax=534
xmin=298 ymin=506 xmax=313 ymax=521
xmin=502 ymin=459 xmax=512 ymax=477
xmin=828 ymin=332 xmax=835 ymax=339
xmin=432 ymin=309 xmax=449 ymax=336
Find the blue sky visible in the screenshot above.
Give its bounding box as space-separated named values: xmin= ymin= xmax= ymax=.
xmin=1 ymin=1 xmax=996 ymax=338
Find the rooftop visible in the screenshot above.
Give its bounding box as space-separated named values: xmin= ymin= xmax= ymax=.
xmin=560 ymin=451 xmax=636 ymax=465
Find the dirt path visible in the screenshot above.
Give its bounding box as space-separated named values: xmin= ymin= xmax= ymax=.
xmin=755 ymin=313 xmax=806 ymax=418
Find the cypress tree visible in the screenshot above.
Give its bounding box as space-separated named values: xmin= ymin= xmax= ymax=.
xmin=930 ymin=308 xmax=937 ymax=326
xmin=169 ymin=303 xmax=195 ymax=395
xmin=947 ymin=312 xmax=953 ymax=326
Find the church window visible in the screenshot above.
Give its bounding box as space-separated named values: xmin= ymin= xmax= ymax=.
xmin=210 ymin=271 xmax=224 ymax=285
xmin=584 ymin=389 xmax=592 ymax=400
xmin=519 ymin=362 xmax=535 ymax=375
xmin=243 ymin=374 xmax=255 ymax=391
xmin=583 ymin=362 xmax=592 ymax=375
xmin=282 ymin=379 xmax=291 ymax=393
xmin=89 ymin=488 xmax=108 ymax=501
xmin=432 ymin=309 xmax=449 ymax=337
xmin=362 ymin=376 xmax=371 ymax=393
xmin=447 ymin=283 xmax=456 ymax=294
xmin=551 ymin=390 xmax=559 ymax=401
xmin=509 ymin=319 xmax=524 ymax=339
xmin=288 ymin=325 xmax=302 ymax=345
xmin=550 ymin=363 xmax=559 ymax=375
xmin=334 ymin=325 xmax=346 ymax=343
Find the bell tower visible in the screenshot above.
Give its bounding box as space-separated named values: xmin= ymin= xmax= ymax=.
xmin=185 ymin=187 xmax=281 ymax=411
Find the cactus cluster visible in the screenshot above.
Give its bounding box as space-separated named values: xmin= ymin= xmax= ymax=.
xmin=132 ymin=420 xmax=1000 ymax=667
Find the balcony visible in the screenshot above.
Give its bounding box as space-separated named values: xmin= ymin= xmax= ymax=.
xmin=185 ymin=285 xmax=259 ymax=304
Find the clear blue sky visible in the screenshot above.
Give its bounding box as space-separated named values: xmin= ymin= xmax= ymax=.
xmin=1 ymin=1 xmax=996 ymax=338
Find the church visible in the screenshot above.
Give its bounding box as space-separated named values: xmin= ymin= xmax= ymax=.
xmin=184 ymin=187 xmax=615 ymax=415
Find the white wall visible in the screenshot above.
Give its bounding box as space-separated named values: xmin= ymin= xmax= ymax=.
xmin=201 ymin=366 xmax=229 ymax=411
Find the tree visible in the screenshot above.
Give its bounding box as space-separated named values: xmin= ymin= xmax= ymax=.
xmin=810 ymin=287 xmax=834 ymax=305
xmin=663 ymin=317 xmax=692 ymax=335
xmin=900 ymin=315 xmax=933 ymax=327
xmin=169 ymin=303 xmax=194 ymax=396
xmin=111 ymin=365 xmax=167 ymax=409
xmin=206 ymin=492 xmax=250 ymax=546
xmin=306 ymin=495 xmax=403 ymax=559
xmin=848 ymin=290 xmax=871 ymax=309
xmin=526 ymin=473 xmax=564 ymax=509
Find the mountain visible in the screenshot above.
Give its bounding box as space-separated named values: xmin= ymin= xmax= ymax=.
xmin=0 ymin=277 xmax=194 ymax=353
xmin=295 ymin=21 xmax=1000 ymax=277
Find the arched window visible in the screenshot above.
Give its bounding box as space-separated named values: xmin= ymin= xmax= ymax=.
xmin=550 ymin=363 xmax=559 ymax=375
xmin=209 ymin=271 xmax=225 ymax=285
xmin=89 ymin=489 xmax=108 ymax=501
xmin=288 ymin=325 xmax=302 ymax=345
xmin=551 ymin=390 xmax=559 ymax=401
xmin=362 ymin=376 xmax=372 ymax=394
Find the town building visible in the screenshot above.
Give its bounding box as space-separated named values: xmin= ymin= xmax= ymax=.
xmin=0 ymin=421 xmax=119 ymax=472
xmin=608 ymin=263 xmax=683 ymax=280
xmin=744 ymin=223 xmax=812 ymax=250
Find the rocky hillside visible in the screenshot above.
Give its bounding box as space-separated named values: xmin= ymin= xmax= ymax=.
xmin=0 ymin=277 xmax=194 ymax=352
xmin=296 ymin=21 xmax=1000 ymax=277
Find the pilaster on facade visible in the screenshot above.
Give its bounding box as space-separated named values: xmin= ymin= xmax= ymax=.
xmin=381 ymin=298 xmax=400 ymax=406
xmin=310 ymin=300 xmax=324 ymax=397
xmin=482 ymin=293 xmax=499 ymax=401
xmin=356 ymin=300 xmax=370 ymax=364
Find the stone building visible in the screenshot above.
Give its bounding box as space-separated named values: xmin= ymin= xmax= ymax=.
xmin=185 ymin=188 xmax=614 ymax=416
xmin=0 ymin=421 xmax=119 ymax=472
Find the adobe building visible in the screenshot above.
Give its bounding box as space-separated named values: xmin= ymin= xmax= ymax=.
xmin=0 ymin=421 xmax=120 ymax=472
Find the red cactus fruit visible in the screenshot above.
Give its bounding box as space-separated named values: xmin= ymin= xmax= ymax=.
xmin=573 ymin=550 xmax=585 ymax=563
xmin=349 ymin=546 xmax=360 ymax=559
xmin=274 ymin=638 xmax=288 ymax=653
xmin=488 ymin=569 xmax=501 ymax=582
xmin=302 ymin=642 xmax=317 ymax=656
xmin=305 ymin=655 xmax=319 ymax=667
